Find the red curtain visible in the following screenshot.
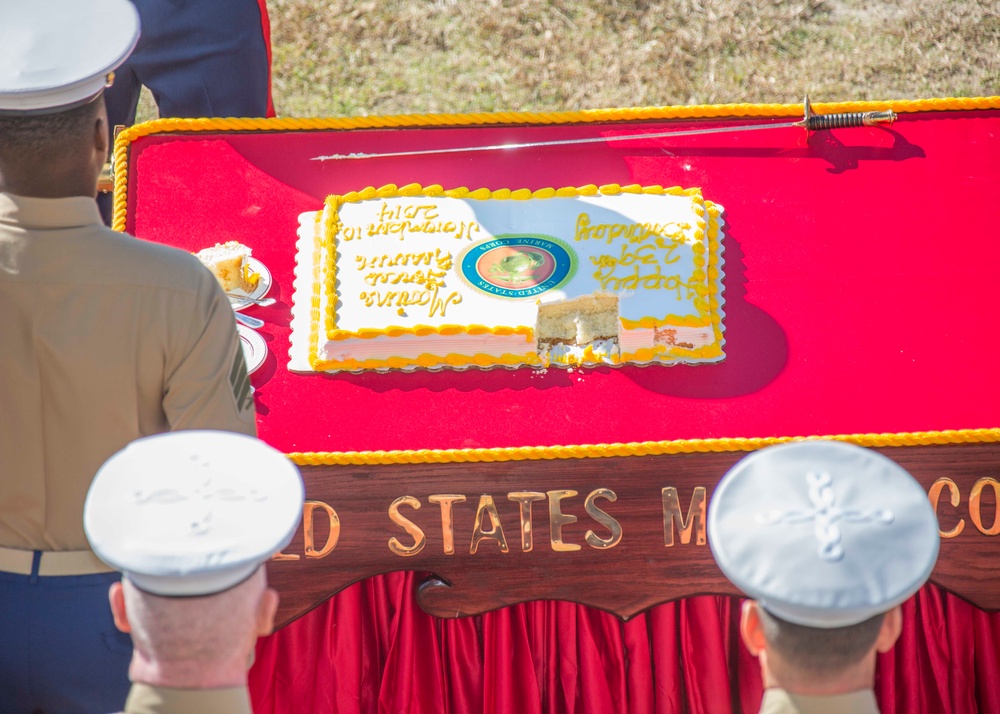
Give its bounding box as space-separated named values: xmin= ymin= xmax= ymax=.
xmin=249 ymin=576 xmax=998 ymax=713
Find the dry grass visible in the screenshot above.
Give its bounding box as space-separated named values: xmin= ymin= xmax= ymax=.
xmin=137 ymin=0 xmax=999 ymax=120
xmin=268 ymin=0 xmax=1000 ymax=116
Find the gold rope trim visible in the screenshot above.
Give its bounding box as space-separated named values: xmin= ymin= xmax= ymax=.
xmin=109 ymin=96 xmax=1000 ymax=230
xmin=285 ymin=428 xmax=1000 ymax=466
xmin=110 ymin=135 xmax=131 ymax=232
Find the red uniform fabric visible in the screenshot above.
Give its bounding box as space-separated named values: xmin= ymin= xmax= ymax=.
xmin=256 ymin=0 xmax=275 ymax=117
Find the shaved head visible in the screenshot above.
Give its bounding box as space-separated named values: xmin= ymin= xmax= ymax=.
xmin=112 ymin=566 xmax=279 ymax=689
xmin=0 ymin=97 xmax=103 ymax=159
xmin=755 ymin=605 xmax=885 ymax=675
xmin=0 ymin=93 xmax=108 ymax=198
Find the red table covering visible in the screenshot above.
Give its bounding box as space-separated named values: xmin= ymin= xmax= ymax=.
xmin=122 ymin=103 xmax=1000 ymax=455
xmin=118 ymin=98 xmax=1000 ymax=713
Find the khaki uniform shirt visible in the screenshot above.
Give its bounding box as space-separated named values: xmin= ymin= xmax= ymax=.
xmin=0 ymin=193 xmax=256 ymax=551
xmin=121 ymin=683 xmax=253 ymax=714
xmin=760 ymin=688 xmax=880 ymax=714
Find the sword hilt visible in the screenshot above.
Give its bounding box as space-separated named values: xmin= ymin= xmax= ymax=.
xmin=801 ymin=95 xmax=896 ymax=132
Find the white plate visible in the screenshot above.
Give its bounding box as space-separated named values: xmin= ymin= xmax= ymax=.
xmin=228 ymin=257 xmax=272 ymax=311
xmin=238 ymin=324 xmax=267 ymax=375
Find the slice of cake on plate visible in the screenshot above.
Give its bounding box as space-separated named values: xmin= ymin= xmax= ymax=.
xmin=194 ymin=241 xmax=259 ymax=293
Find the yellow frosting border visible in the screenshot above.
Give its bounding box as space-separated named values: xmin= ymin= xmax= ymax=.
xmin=287 ymin=428 xmax=1000 ymax=466
xmin=109 ymin=96 xmax=1000 ymax=231
xmin=308 ymin=182 xmax=724 ymax=371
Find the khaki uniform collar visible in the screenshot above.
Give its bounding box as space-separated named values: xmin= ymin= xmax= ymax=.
xmin=760 ymin=687 xmax=880 ymax=714
xmin=123 ymin=683 xmax=253 ymax=714
xmin=0 ymin=192 xmax=102 ymax=230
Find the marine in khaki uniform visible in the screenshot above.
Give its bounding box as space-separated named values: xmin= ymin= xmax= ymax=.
xmin=707 ymin=441 xmax=940 ymax=714
xmin=85 ymin=431 xmax=304 ymax=714
xmin=0 ymin=1 xmax=256 ymax=710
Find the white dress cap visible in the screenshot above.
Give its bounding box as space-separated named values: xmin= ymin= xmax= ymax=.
xmin=707 ymin=441 xmax=939 ymax=628
xmin=0 ymin=0 xmax=140 ymax=113
xmin=85 ymin=431 xmax=305 ymax=597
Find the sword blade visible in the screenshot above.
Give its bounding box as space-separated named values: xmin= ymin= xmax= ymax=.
xmin=310 ymin=119 xmax=805 ymax=161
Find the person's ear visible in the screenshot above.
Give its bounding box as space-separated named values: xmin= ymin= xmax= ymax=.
xmin=740 ymin=600 xmax=767 ymax=656
xmin=109 ymin=580 xmax=132 ymax=634
xmin=255 ymin=587 xmax=280 ymax=637
xmin=875 ymin=605 xmax=903 ymax=653
xmin=93 ymin=100 xmax=109 ymax=160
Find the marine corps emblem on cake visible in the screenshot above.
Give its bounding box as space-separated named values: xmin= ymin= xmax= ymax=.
xmin=458 ymin=235 xmax=577 ymax=299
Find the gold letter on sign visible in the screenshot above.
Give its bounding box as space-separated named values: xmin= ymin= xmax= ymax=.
xmin=969 ymin=478 xmax=1000 ymax=536
xmin=304 ymin=500 xmax=341 ymax=558
xmin=271 ymin=550 xmax=299 ymax=562
xmin=547 ymin=489 xmax=581 ymax=552
xmin=469 ymin=495 xmax=509 ymax=554
xmin=388 ymin=496 xmax=426 ymax=556
xmin=662 ymin=487 xmax=707 ymax=546
xmin=584 ymin=488 xmax=622 ymax=549
xmin=508 ymin=491 xmax=546 ymax=552
xmin=928 ymin=478 xmax=965 ymax=538
xmin=429 ymin=494 xmax=467 ymax=555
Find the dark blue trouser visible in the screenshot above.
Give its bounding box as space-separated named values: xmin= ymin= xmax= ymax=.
xmin=106 ymin=0 xmax=270 ymax=124
xmin=0 ymin=560 xmax=131 ymax=714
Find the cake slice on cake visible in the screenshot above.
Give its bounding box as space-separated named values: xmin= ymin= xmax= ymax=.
xmin=536 ymin=293 xmax=621 ymax=366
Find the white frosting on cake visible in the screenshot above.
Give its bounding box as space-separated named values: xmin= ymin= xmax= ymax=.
xmin=288 ymin=187 xmax=725 ymax=373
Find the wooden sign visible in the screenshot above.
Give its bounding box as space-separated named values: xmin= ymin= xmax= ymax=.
xmin=268 ymin=441 xmax=1000 ymax=627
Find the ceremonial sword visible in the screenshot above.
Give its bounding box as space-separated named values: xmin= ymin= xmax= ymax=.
xmin=310 ymin=96 xmax=897 ymax=162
